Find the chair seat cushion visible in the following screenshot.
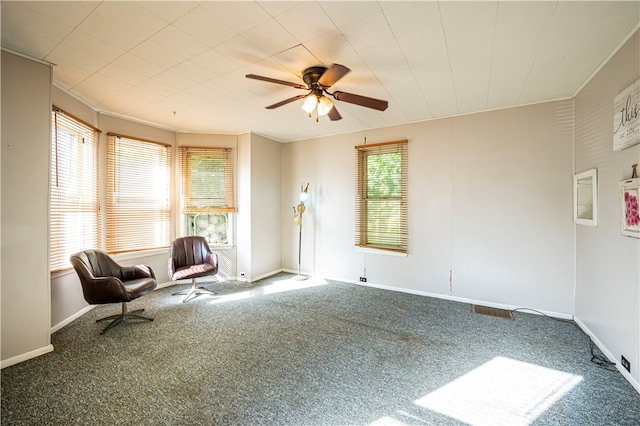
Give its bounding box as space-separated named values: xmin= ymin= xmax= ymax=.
xmin=171 ymin=263 xmax=216 ymax=281
xmin=123 ymin=277 xmax=157 ymax=299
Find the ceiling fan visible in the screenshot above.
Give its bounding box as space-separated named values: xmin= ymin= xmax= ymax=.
xmin=246 ymin=64 xmax=388 ymax=121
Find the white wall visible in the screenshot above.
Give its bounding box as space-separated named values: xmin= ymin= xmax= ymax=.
xmin=249 ymin=134 xmax=282 ymax=279
xmin=283 ymin=99 xmax=576 ymax=316
xmin=237 ymin=133 xmax=283 ymax=282
xmin=574 ymin=29 xmax=640 ymax=391
xmin=1 ymin=51 xmax=53 ymax=365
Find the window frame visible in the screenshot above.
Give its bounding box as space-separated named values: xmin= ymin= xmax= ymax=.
xmin=50 ymin=106 xmax=101 ymax=271
xmin=355 ymin=139 xmax=408 ymax=254
xmin=179 ymin=146 xmax=236 ymax=248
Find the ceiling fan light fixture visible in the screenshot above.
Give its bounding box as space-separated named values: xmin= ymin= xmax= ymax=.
xmin=317 ymin=96 xmax=333 ymax=116
xmin=301 ymin=95 xmax=318 ymax=114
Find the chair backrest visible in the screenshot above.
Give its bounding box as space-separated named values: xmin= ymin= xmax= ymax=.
xmin=170 ymin=236 xmax=214 ymax=269
xmin=70 ymin=249 xmax=123 ymax=281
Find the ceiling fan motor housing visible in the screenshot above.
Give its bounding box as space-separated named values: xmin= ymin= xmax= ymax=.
xmin=302 ymin=66 xmax=328 ymax=88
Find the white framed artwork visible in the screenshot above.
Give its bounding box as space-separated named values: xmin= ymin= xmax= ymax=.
xmin=613 ymin=78 xmax=640 ymax=151
xmin=619 ymin=178 xmax=640 ymax=238
xmin=574 ymin=169 xmax=598 ymax=226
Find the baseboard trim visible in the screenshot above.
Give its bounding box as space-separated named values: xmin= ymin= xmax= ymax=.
xmin=348 ymin=278 xmax=573 ymax=320
xmin=51 ymin=305 xmax=95 ymax=334
xmin=574 ymin=316 xmax=640 ymax=394
xmin=1 ymin=344 xmax=54 ymax=369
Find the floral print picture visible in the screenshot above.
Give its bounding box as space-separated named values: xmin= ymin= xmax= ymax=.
xmin=620 ymin=179 xmax=640 ymax=238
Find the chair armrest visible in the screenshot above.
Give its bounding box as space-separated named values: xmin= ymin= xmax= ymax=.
xmin=121 ymin=264 xmax=155 ymax=280
xmin=207 ymin=252 xmax=218 ymax=268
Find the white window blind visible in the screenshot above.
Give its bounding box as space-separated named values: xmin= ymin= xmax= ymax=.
xmin=50 ymin=107 xmax=101 ymax=271
xmin=107 ymin=133 xmax=171 ymax=253
xmin=179 ymin=146 xmax=235 ymax=246
xmin=179 ymin=146 xmax=236 ymax=213
xmin=355 ymin=140 xmax=408 ymax=253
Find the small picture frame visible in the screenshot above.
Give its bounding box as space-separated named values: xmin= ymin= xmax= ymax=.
xmin=619 ymin=178 xmax=640 ymax=238
xmin=574 ymin=169 xmax=597 ymax=226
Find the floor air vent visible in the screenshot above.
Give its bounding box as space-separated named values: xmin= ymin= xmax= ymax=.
xmin=472 ymin=305 xmax=514 ymax=320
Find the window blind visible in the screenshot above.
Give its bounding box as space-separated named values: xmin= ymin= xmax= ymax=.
xmin=355 ymin=140 xmax=408 ymax=253
xmin=50 ymin=107 xmax=101 ymax=271
xmin=107 ymin=133 xmax=171 ymax=253
xmin=179 ymin=146 xmax=235 ymax=213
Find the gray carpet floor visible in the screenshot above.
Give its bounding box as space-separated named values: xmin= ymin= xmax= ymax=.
xmin=2 ymin=272 xmax=639 ymax=425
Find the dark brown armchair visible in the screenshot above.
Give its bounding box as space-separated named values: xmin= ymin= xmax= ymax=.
xmin=168 ymin=236 xmax=219 ymax=303
xmin=70 ymin=249 xmax=157 ymax=334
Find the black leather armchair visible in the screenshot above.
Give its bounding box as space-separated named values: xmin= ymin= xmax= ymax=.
xmin=168 ymin=236 xmax=219 ymax=302
xmin=70 ymin=249 xmax=157 ymax=334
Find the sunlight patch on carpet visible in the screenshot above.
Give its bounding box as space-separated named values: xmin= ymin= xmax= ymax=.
xmin=208 ymin=276 xmax=328 ymax=304
xmin=413 ymin=356 xmax=582 ymax=426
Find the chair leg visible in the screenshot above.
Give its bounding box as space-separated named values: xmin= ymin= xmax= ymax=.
xmin=96 ymin=302 xmax=153 ymax=335
xmin=172 ymin=278 xmax=216 ymax=303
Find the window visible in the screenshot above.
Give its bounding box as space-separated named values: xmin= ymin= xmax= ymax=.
xmin=179 ymin=146 xmax=235 ymax=246
xmin=107 ymin=133 xmax=171 ymax=253
xmin=50 ymin=107 xmax=101 ymax=271
xmin=355 ymin=139 xmax=408 ymax=253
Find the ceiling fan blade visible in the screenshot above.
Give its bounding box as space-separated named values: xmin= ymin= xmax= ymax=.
xmin=265 ymin=94 xmax=307 ymax=109
xmin=318 ymin=64 xmax=350 ymax=87
xmin=246 ymin=74 xmax=307 ymax=89
xmin=332 ymin=91 xmax=389 ymax=111
xmin=328 ymin=105 xmax=342 ymax=121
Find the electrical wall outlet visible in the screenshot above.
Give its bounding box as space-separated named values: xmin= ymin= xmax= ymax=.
xmin=621 ymin=355 xmax=631 ymax=373
xmin=359 ymin=277 xmax=367 ymax=282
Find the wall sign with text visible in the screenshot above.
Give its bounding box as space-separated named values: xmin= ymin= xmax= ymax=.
xmin=613 ymin=78 xmax=640 ymax=151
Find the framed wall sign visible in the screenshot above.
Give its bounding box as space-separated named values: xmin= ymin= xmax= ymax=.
xmin=613 ymin=78 xmax=640 ymax=151
xmin=574 ymin=169 xmax=597 ymax=226
xmin=619 ymin=178 xmax=640 ymax=238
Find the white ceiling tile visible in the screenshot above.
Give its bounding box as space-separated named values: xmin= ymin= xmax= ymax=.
xmin=191 ymin=48 xmax=243 ymax=77
xmin=258 ymin=2 xmax=303 ymax=18
xmin=52 ymin=65 xmax=94 ymax=91
xmin=0 ymin=2 xmax=73 ymax=59
xmin=318 ymin=2 xmax=382 ymax=28
xmin=46 ymin=43 xmax=108 ymax=73
xmin=76 ymin=13 xmax=145 ymax=51
xmin=171 ymin=60 xmax=217 ymax=84
xmin=91 ymin=2 xmax=168 ymax=39
xmin=439 ymin=1 xmax=498 ymax=23
xmin=139 ymin=1 xmax=199 ymax=23
xmin=359 ymin=39 xmax=405 ymax=70
xmin=486 ymin=2 xmax=555 ymax=108
xmin=129 ymin=39 xmax=187 ymax=69
xmin=21 ymin=1 xmax=100 ymax=27
xmin=153 ymin=70 xmax=198 ymax=91
xmin=275 ymin=2 xmax=336 ymax=43
xmin=383 ymin=1 xmax=442 ymax=38
xmin=64 ymin=30 xmax=125 ymax=64
xmin=149 ymin=25 xmax=210 ymax=59
xmin=98 ymin=63 xmax=148 ymax=87
xmin=3 ymin=0 xmax=638 ymax=142
xmin=241 ymin=19 xmax=300 ymax=57
xmin=340 ymin=11 xmax=395 ymax=51
xmin=214 ymin=35 xmax=270 ymax=68
xmin=201 ymin=1 xmax=272 ymax=33
xmin=173 ymin=5 xmax=238 ymax=48
xmin=271 ymin=44 xmax=321 ymax=75
xmin=111 ymin=53 xmax=165 ymax=79
xmin=303 ymin=30 xmax=356 ymax=65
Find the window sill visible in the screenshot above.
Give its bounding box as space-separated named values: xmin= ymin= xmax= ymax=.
xmin=356 ymin=247 xmax=407 ymax=257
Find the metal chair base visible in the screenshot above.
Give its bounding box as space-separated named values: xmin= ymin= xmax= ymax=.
xmin=172 ymin=279 xmax=216 ymax=303
xmin=96 ymin=302 xmax=153 ymax=335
